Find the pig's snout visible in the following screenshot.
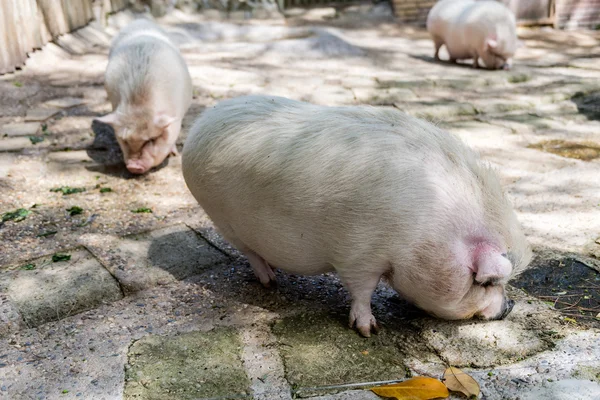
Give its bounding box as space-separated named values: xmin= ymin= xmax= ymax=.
xmin=126 ymin=160 xmax=149 ymax=174
xmin=492 ymin=298 xmax=515 ymax=320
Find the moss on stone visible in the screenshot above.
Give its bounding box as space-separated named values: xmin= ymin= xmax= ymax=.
xmin=124 ymin=327 xmax=250 ymax=400
xmin=272 ymin=312 xmax=407 ymax=397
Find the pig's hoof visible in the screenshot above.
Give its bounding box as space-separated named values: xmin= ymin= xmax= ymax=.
xmin=254 ymin=264 xmax=276 ymax=288
xmin=349 ymin=312 xmax=380 ymax=338
xmin=259 ymin=275 xmax=278 ymax=289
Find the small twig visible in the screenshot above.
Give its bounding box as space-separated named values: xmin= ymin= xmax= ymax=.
xmin=554 ymin=298 xmax=583 ymax=310
xmin=560 ymin=313 xmax=600 ymax=319
xmin=560 ymin=305 xmax=600 ymax=312
xmin=294 ymin=379 xmax=404 ymax=393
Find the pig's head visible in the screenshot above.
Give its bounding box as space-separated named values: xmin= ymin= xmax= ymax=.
xmin=94 ymin=109 xmax=179 ymax=174
xmin=480 ymin=29 xmax=519 ymax=70
xmin=390 ymin=162 xmax=532 ymax=321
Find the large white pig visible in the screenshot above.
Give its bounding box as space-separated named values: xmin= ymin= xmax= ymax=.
xmin=426 ymin=0 xmax=519 ymax=70
xmin=182 ymin=95 xmax=532 ymax=337
xmin=96 ymin=19 xmax=192 ymax=174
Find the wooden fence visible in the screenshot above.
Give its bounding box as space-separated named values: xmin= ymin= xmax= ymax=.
xmin=0 ymin=0 xmax=128 ymax=74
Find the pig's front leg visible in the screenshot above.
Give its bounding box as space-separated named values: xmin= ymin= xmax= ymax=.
xmin=244 ymin=250 xmax=277 ymax=287
xmin=340 ymin=269 xmax=384 ymax=337
xmin=472 ymin=53 xmax=480 ymax=68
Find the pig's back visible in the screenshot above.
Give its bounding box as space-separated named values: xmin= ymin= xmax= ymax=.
xmin=183 ymin=96 xmax=484 ymax=273
xmin=105 ymin=20 xmax=191 ymax=115
xmin=427 ymin=0 xmax=473 ymax=34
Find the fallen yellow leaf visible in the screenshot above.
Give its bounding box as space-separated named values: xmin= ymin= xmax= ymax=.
xmin=371 ymin=376 xmax=449 ymax=400
xmin=442 ymin=367 xmax=480 ymax=399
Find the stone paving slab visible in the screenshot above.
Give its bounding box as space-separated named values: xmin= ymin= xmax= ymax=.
xmin=0 ymin=136 xmax=40 ymax=152
xmin=0 ymin=247 xmax=123 ymax=328
xmin=81 ymin=224 xmax=229 ymax=295
xmin=24 ymin=107 xmax=62 ymax=122
xmin=1 ymin=122 xmax=41 ymax=137
xmin=570 ymin=58 xmax=600 ymax=71
xmin=42 ymin=97 xmax=87 ymax=110
xmin=124 ymin=327 xmax=250 ymax=399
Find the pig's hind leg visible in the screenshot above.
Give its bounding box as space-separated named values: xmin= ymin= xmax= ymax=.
xmin=338 ymin=267 xmax=386 ymax=337
xmin=244 ymin=250 xmax=277 ymax=288
xmin=211 ymin=221 xmax=277 ymax=287
xmin=432 ymin=35 xmax=444 ymax=60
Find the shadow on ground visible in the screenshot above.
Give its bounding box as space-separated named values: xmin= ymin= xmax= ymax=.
xmin=512 ymin=256 xmax=600 ymax=328
xmin=571 ymin=91 xmax=600 ymax=120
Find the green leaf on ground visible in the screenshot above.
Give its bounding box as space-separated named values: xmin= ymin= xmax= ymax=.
xmin=132 ymin=207 xmax=152 ymax=214
xmin=52 ymin=253 xmax=71 ymax=262
xmin=50 ymin=186 xmax=86 ymax=195
xmin=99 ymin=187 xmax=112 ymax=193
xmin=29 ymin=136 xmax=44 ymax=144
xmin=13 ymin=81 xmax=22 ymax=87
xmin=2 ymin=208 xmax=31 ymax=222
xmin=67 ymin=206 xmax=83 ymax=216
xmin=21 ymin=263 xmax=36 ymax=271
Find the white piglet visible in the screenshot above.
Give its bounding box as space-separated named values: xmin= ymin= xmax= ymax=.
xmin=182 ymin=95 xmax=532 ymax=337
xmin=427 ymin=0 xmax=519 ymax=69
xmin=96 ymin=19 xmax=192 ymax=174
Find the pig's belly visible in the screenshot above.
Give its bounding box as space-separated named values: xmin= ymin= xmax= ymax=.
xmin=224 ymin=217 xmax=338 ymax=276
xmin=445 ymin=43 xmax=472 ymax=60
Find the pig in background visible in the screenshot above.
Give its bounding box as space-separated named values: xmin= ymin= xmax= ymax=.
xmin=426 ymin=0 xmax=520 ymax=70
xmin=95 ymin=19 xmax=192 ymax=174
xmin=182 ymin=95 xmax=533 ymax=337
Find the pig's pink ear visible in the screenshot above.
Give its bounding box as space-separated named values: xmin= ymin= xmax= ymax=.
xmin=473 ymin=248 xmax=512 ymax=285
xmin=94 ymin=112 xmax=120 ymax=127
xmin=486 ymin=38 xmax=498 ymax=50
xmin=154 ymin=114 xmax=176 ymax=130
